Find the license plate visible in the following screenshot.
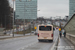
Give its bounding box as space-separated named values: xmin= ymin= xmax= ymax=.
xmin=44 ymin=37 xmax=47 ymax=39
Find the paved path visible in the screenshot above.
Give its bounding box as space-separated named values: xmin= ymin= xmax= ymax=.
xmin=58 ymin=36 xmax=75 ymax=50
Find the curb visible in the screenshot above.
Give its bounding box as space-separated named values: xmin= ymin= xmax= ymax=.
xmin=50 ymin=35 xmax=59 ymax=50
xmin=0 ymin=35 xmax=35 ymax=40
xmin=0 ymin=34 xmax=10 ymax=36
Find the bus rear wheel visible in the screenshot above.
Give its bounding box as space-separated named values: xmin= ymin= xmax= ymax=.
xmin=48 ymin=40 xmax=53 ymax=42
xmin=38 ymin=40 xmax=42 ymax=42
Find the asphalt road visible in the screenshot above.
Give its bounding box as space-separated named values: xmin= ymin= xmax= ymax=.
xmin=0 ymin=29 xmax=59 ymax=50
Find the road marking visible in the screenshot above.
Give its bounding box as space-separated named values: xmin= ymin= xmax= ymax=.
xmin=50 ymin=36 xmax=59 ymax=50
xmin=21 ymin=48 xmax=24 ymax=50
xmin=19 ymin=42 xmax=37 ymax=50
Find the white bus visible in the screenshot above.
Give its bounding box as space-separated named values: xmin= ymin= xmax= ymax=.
xmin=37 ymin=24 xmax=55 ymax=42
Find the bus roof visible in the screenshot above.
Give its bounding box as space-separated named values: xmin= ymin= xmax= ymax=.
xmin=38 ymin=24 xmax=53 ymax=26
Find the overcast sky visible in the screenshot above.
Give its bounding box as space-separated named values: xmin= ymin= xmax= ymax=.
xmin=38 ymin=0 xmax=69 ymax=18
xmin=9 ymin=0 xmax=69 ymax=19
xmin=9 ymin=0 xmax=13 ymax=8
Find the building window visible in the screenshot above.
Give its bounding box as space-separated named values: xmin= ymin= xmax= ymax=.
xmin=28 ymin=0 xmax=31 ymax=1
xmin=26 ymin=0 xmax=31 ymax=2
xmin=19 ymin=0 xmax=22 ymax=2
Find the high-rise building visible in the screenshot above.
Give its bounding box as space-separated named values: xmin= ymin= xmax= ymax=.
xmin=15 ymin=0 xmax=37 ymax=19
xmin=69 ymin=0 xmax=75 ymax=20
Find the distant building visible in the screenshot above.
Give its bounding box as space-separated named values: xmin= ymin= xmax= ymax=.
xmin=15 ymin=0 xmax=37 ymax=19
xmin=69 ymin=0 xmax=75 ymax=20
xmin=65 ymin=16 xmax=69 ymax=22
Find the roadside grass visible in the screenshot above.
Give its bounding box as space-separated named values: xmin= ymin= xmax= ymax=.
xmin=14 ymin=28 xmax=35 ymax=34
xmin=3 ymin=28 xmax=16 ymax=31
xmin=53 ymin=25 xmax=59 ymax=27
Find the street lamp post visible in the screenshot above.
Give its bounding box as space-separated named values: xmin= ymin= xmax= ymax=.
xmin=13 ymin=0 xmax=14 ymax=37
xmin=23 ymin=1 xmax=26 ymax=36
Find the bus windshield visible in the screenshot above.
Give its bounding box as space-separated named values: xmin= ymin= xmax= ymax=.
xmin=39 ymin=26 xmax=52 ymax=31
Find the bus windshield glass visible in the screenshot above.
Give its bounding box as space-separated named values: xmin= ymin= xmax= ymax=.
xmin=39 ymin=26 xmax=52 ymax=31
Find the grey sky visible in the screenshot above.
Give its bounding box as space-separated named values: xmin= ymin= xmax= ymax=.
xmin=38 ymin=0 xmax=69 ymax=18
xmin=9 ymin=0 xmax=15 ymax=8
xmin=9 ymin=0 xmax=13 ymax=7
xmin=9 ymin=0 xmax=69 ymax=18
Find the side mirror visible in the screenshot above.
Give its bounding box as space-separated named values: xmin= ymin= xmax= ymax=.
xmin=53 ymin=28 xmax=55 ymax=31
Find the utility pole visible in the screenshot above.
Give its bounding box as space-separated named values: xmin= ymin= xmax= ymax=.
xmin=5 ymin=15 xmax=6 ymax=35
xmin=23 ymin=19 xmax=25 ymax=36
xmin=1 ymin=16 xmax=2 ymax=28
xmin=50 ymin=17 xmax=52 ymax=25
xmin=13 ymin=0 xmax=14 ymax=37
xmin=29 ymin=24 xmax=31 ymax=35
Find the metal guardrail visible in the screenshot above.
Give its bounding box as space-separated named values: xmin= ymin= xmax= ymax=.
xmin=67 ymin=33 xmax=75 ymax=37
xmin=51 ymin=35 xmax=59 ymax=50
xmin=66 ymin=33 xmax=75 ymax=45
xmin=63 ymin=14 xmax=75 ymax=45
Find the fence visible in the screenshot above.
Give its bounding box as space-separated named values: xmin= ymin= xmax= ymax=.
xmin=66 ymin=33 xmax=75 ymax=45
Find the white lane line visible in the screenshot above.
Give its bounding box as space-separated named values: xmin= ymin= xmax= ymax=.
xmin=20 ymin=48 xmax=25 ymax=50
xmin=19 ymin=42 xmax=37 ymax=50
xmin=24 ymin=42 xmax=37 ymax=48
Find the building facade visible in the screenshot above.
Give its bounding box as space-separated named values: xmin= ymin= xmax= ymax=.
xmin=69 ymin=0 xmax=75 ymax=20
xmin=15 ymin=0 xmax=37 ymax=19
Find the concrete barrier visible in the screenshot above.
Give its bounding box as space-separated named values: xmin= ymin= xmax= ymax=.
xmin=66 ymin=33 xmax=75 ymax=45
xmin=50 ymin=35 xmax=59 ymax=50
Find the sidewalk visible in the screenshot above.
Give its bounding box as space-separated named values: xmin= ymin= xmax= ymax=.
xmin=58 ymin=36 xmax=75 ymax=50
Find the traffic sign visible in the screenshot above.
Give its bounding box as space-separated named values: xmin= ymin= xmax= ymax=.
xmin=34 ymin=27 xmax=37 ymax=29
xmin=59 ymin=28 xmax=61 ymax=31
